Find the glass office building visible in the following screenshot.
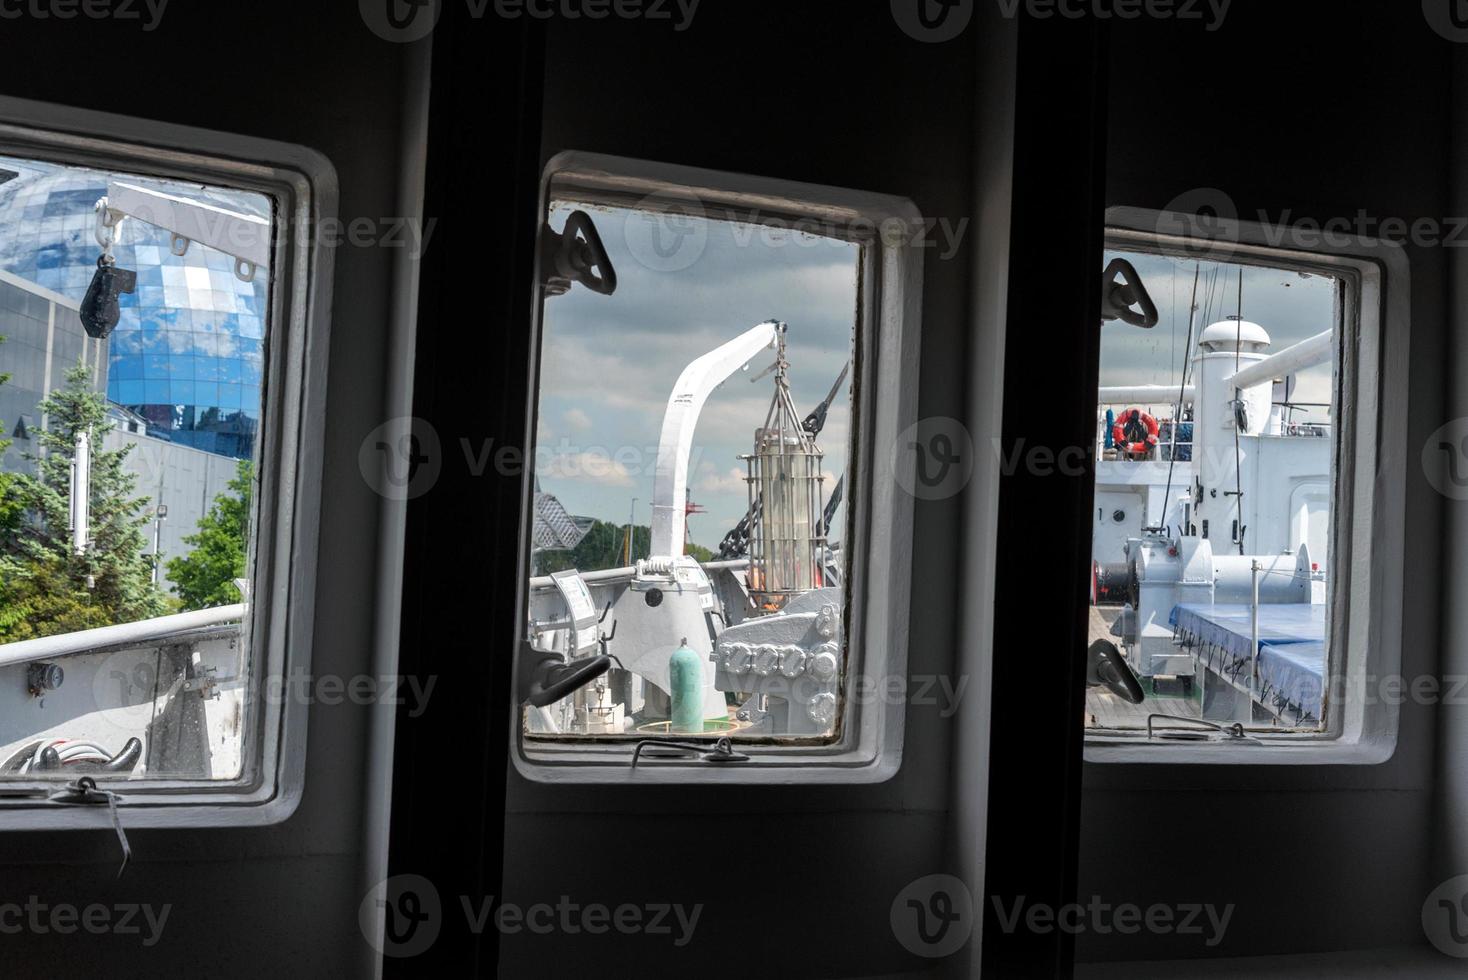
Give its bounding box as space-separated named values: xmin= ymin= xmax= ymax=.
xmin=0 ymin=156 xmax=270 ymax=458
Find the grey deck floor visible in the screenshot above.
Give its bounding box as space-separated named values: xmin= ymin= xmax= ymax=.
xmin=1084 ymin=606 xmax=1202 ymax=730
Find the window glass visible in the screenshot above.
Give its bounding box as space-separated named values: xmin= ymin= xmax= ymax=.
xmin=524 ymin=198 xmax=859 ymax=741
xmin=0 ymin=153 xmax=272 ymax=781
xmin=1089 ymin=251 xmax=1338 ymax=733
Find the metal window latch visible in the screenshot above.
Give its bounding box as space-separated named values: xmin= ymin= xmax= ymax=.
xmin=1145 ymin=714 xmax=1257 ymax=744
xmin=630 ymin=736 xmax=749 ymax=769
xmin=1101 ymin=257 xmax=1159 ymax=329
xmin=49 ymin=777 xmax=132 ymax=879
xmin=540 ymin=209 xmax=617 ymax=297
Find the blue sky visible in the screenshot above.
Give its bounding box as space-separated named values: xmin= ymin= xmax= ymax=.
xmin=536 ymin=202 xmax=858 ymax=551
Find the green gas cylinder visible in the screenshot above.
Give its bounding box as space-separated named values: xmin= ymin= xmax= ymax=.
xmin=669 ymin=637 xmax=704 ymax=734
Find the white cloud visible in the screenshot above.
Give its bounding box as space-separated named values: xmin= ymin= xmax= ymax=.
xmin=541 ymin=451 xmax=635 ymax=488
xmin=696 ymin=463 xmax=748 ymax=496
xmin=564 ymin=407 xmax=593 ymax=431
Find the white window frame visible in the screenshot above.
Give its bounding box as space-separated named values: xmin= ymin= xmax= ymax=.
xmin=512 ymin=151 xmax=923 ymax=783
xmin=0 ymin=97 xmax=337 ymax=827
xmin=1085 ymin=206 xmax=1408 ymax=764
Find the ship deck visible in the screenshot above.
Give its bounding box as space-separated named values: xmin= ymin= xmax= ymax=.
xmin=1085 ymin=606 xmax=1203 ymax=730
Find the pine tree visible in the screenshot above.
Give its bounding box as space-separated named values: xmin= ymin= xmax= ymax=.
xmin=2 ymin=362 xmax=168 ymax=635
xmin=167 ymin=460 xmax=252 ymax=611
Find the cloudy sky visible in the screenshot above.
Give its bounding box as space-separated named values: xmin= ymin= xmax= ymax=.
xmin=1100 ymin=250 xmax=1339 ymax=422
xmin=535 ymin=202 xmax=858 ymax=551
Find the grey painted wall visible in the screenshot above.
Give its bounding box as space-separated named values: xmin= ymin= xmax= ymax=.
xmin=498 ymin=8 xmax=985 ymax=978
xmin=0 ymin=5 xmax=411 ymax=976
xmin=1078 ymin=2 xmax=1448 ymax=964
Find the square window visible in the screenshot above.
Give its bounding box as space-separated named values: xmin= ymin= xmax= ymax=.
xmin=0 ymin=126 xmax=332 ymax=826
xmin=1085 ymin=208 xmax=1408 ymax=764
xmin=513 ymin=153 xmax=922 ymax=782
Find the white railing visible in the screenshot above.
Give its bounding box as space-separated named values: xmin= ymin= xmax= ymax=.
xmin=0 ymin=604 xmax=245 ymax=669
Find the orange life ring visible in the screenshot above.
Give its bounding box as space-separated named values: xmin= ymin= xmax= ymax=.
xmin=1112 ymin=408 xmax=1160 ymax=456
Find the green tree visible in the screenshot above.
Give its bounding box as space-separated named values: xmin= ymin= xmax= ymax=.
xmin=536 ymin=520 xmax=713 ymax=574
xmin=167 ymin=460 xmax=252 ymax=610
xmin=0 ymin=554 xmax=112 ymax=642
xmin=1 ymin=363 xmax=167 ymax=636
xmin=0 ymin=333 xmax=19 ymax=535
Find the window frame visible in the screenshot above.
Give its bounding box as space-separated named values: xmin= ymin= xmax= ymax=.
xmin=0 ymin=97 xmax=337 ymax=827
xmin=1085 ymin=205 xmax=1407 ymax=764
xmin=512 ymin=151 xmax=924 ymax=783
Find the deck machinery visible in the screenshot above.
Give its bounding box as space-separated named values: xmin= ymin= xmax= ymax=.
xmin=1101 ymin=318 xmax=1334 ymax=726
xmin=524 ymin=320 xmax=846 ymax=738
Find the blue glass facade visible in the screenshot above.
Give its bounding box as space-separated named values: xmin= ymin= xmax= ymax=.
xmin=0 ymin=157 xmax=270 ymax=458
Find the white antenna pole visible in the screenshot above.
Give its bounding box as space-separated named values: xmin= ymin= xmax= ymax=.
xmin=70 ymin=429 xmax=90 ymax=555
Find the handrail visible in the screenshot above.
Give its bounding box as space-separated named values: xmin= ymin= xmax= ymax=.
xmin=528 ymin=559 xmax=752 ymax=592
xmin=0 ymin=604 xmax=246 ymax=669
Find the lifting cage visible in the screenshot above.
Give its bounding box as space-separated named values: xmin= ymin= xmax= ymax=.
xmin=743 ymin=331 xmax=826 ymax=608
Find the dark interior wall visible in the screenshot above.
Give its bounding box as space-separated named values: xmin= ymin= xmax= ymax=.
xmin=499 ymin=5 xmax=981 ymax=977
xmin=1079 ymin=0 xmax=1449 ymax=962
xmin=0 ymin=6 xmax=411 ymax=976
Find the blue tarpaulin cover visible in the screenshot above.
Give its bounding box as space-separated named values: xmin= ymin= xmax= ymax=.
xmin=1169 ymin=603 xmax=1326 ymax=719
xmin=1258 ymin=640 xmax=1326 ymax=720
